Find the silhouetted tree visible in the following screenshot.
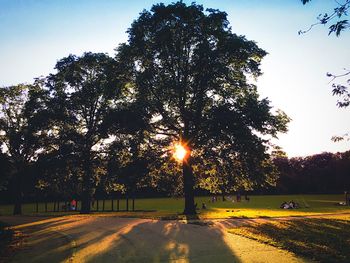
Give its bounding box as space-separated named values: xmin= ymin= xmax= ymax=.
xmin=274 ymin=151 xmax=350 ymax=194
xmin=35 ymin=144 xmax=84 ymax=202
xmin=117 ymin=2 xmax=290 ymax=214
xmin=42 ymin=52 xmax=121 ymax=213
xmin=0 ymin=84 xmax=45 ymax=214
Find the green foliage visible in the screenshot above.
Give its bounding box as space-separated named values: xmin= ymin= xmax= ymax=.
xmin=273 ymin=151 xmax=350 ymax=194
xmin=117 ymin=1 xmax=289 ymax=198
xmin=0 ymin=84 xmax=44 ymax=164
xmin=0 ymin=84 xmax=46 ymax=214
xmin=40 ymin=52 xmax=123 ymax=212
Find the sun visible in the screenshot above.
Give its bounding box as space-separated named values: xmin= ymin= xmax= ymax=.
xmin=173 ymin=143 xmax=187 ymax=162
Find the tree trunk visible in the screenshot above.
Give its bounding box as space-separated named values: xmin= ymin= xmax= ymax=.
xmin=80 ymin=154 xmax=93 ymax=214
xmin=13 ymin=200 xmax=22 ymax=215
xmin=81 ymin=190 xmax=92 ymax=214
xmin=13 ymin=171 xmax=23 ymax=215
xmin=183 ymin=155 xmax=196 ymax=215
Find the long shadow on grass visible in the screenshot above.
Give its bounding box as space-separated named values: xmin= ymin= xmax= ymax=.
xmin=231 ymin=218 xmax=350 ymax=263
xmin=85 ymin=218 xmax=241 ymax=263
xmin=5 ymin=215 xmax=242 ymax=262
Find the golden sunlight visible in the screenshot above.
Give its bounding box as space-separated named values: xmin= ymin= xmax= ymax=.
xmin=173 ymin=143 xmax=187 ymax=162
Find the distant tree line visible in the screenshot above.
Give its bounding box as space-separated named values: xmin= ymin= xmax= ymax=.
xmin=272 ymin=151 xmax=350 ymax=194
xmin=1 ymin=150 xmax=349 ymax=205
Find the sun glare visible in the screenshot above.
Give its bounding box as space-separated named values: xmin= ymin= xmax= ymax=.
xmin=173 ymin=143 xmax=187 ymax=162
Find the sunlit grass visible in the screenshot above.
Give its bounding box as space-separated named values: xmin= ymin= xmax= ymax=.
xmin=228 ymin=214 xmax=350 ymax=262
xmin=0 ymin=194 xmax=349 ymax=219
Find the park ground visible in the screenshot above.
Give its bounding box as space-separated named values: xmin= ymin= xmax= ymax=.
xmin=1 ymin=194 xmax=350 ymax=262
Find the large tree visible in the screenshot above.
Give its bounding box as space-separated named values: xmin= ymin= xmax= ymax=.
xmin=0 ymin=84 xmax=45 ymax=214
xmin=117 ymin=2 xmax=289 ymax=214
xmin=43 ymin=52 xmax=121 ymax=213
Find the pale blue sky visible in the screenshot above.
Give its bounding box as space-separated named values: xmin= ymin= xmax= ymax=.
xmin=0 ymin=0 xmax=349 ymax=157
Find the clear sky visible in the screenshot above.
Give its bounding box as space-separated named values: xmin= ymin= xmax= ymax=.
xmin=0 ymin=0 xmax=349 ymax=157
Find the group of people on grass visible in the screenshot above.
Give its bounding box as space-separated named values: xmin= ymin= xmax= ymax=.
xmin=61 ymin=199 xmax=77 ymax=211
xmin=224 ymin=194 xmax=250 ymax=203
xmin=280 ymin=200 xmax=299 ymax=209
xmin=197 ymin=193 xmax=250 ymax=210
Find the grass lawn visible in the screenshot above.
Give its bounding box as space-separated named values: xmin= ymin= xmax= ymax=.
xmin=1 ymin=195 xmax=349 ymax=263
xmin=0 ymin=194 xmax=349 ymax=219
xmin=229 ymin=214 xmax=350 ymax=263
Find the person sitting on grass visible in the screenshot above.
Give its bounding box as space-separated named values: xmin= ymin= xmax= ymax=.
xmin=288 ymin=200 xmax=300 ymax=209
xmin=280 ymin=200 xmax=300 ymax=209
xmin=280 ymin=201 xmax=289 ymax=209
xmin=71 ymin=199 xmax=77 ymax=211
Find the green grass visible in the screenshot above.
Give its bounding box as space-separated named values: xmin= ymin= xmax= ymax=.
xmin=229 ymin=214 xmax=350 ymax=263
xmin=0 ymin=194 xmax=349 ymax=219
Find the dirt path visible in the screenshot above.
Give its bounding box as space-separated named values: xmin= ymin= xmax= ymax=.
xmin=0 ymin=215 xmax=311 ymax=263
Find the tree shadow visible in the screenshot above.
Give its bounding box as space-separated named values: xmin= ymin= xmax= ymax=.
xmin=85 ymin=218 xmax=241 ymax=263
xmin=6 ymin=225 xmax=73 ymax=263
xmin=232 ymin=218 xmax=350 ymax=263
xmin=5 ymin=215 xmax=244 ymax=262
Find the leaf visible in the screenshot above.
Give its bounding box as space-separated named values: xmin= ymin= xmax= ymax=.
xmin=328 ymin=20 xmax=349 ymax=36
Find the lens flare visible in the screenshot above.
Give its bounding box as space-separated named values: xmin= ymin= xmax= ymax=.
xmin=173 ymin=143 xmax=187 ymax=162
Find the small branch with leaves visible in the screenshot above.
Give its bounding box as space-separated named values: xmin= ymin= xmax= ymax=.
xmin=327 ymin=69 xmax=350 ymax=108
xmin=299 ymin=0 xmax=350 ymax=36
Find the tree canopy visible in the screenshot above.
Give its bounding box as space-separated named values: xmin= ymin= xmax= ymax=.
xmin=39 ymin=52 xmax=123 ymax=213
xmin=0 ymin=83 xmax=45 ymax=214
xmin=117 ymin=2 xmax=290 ymax=214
